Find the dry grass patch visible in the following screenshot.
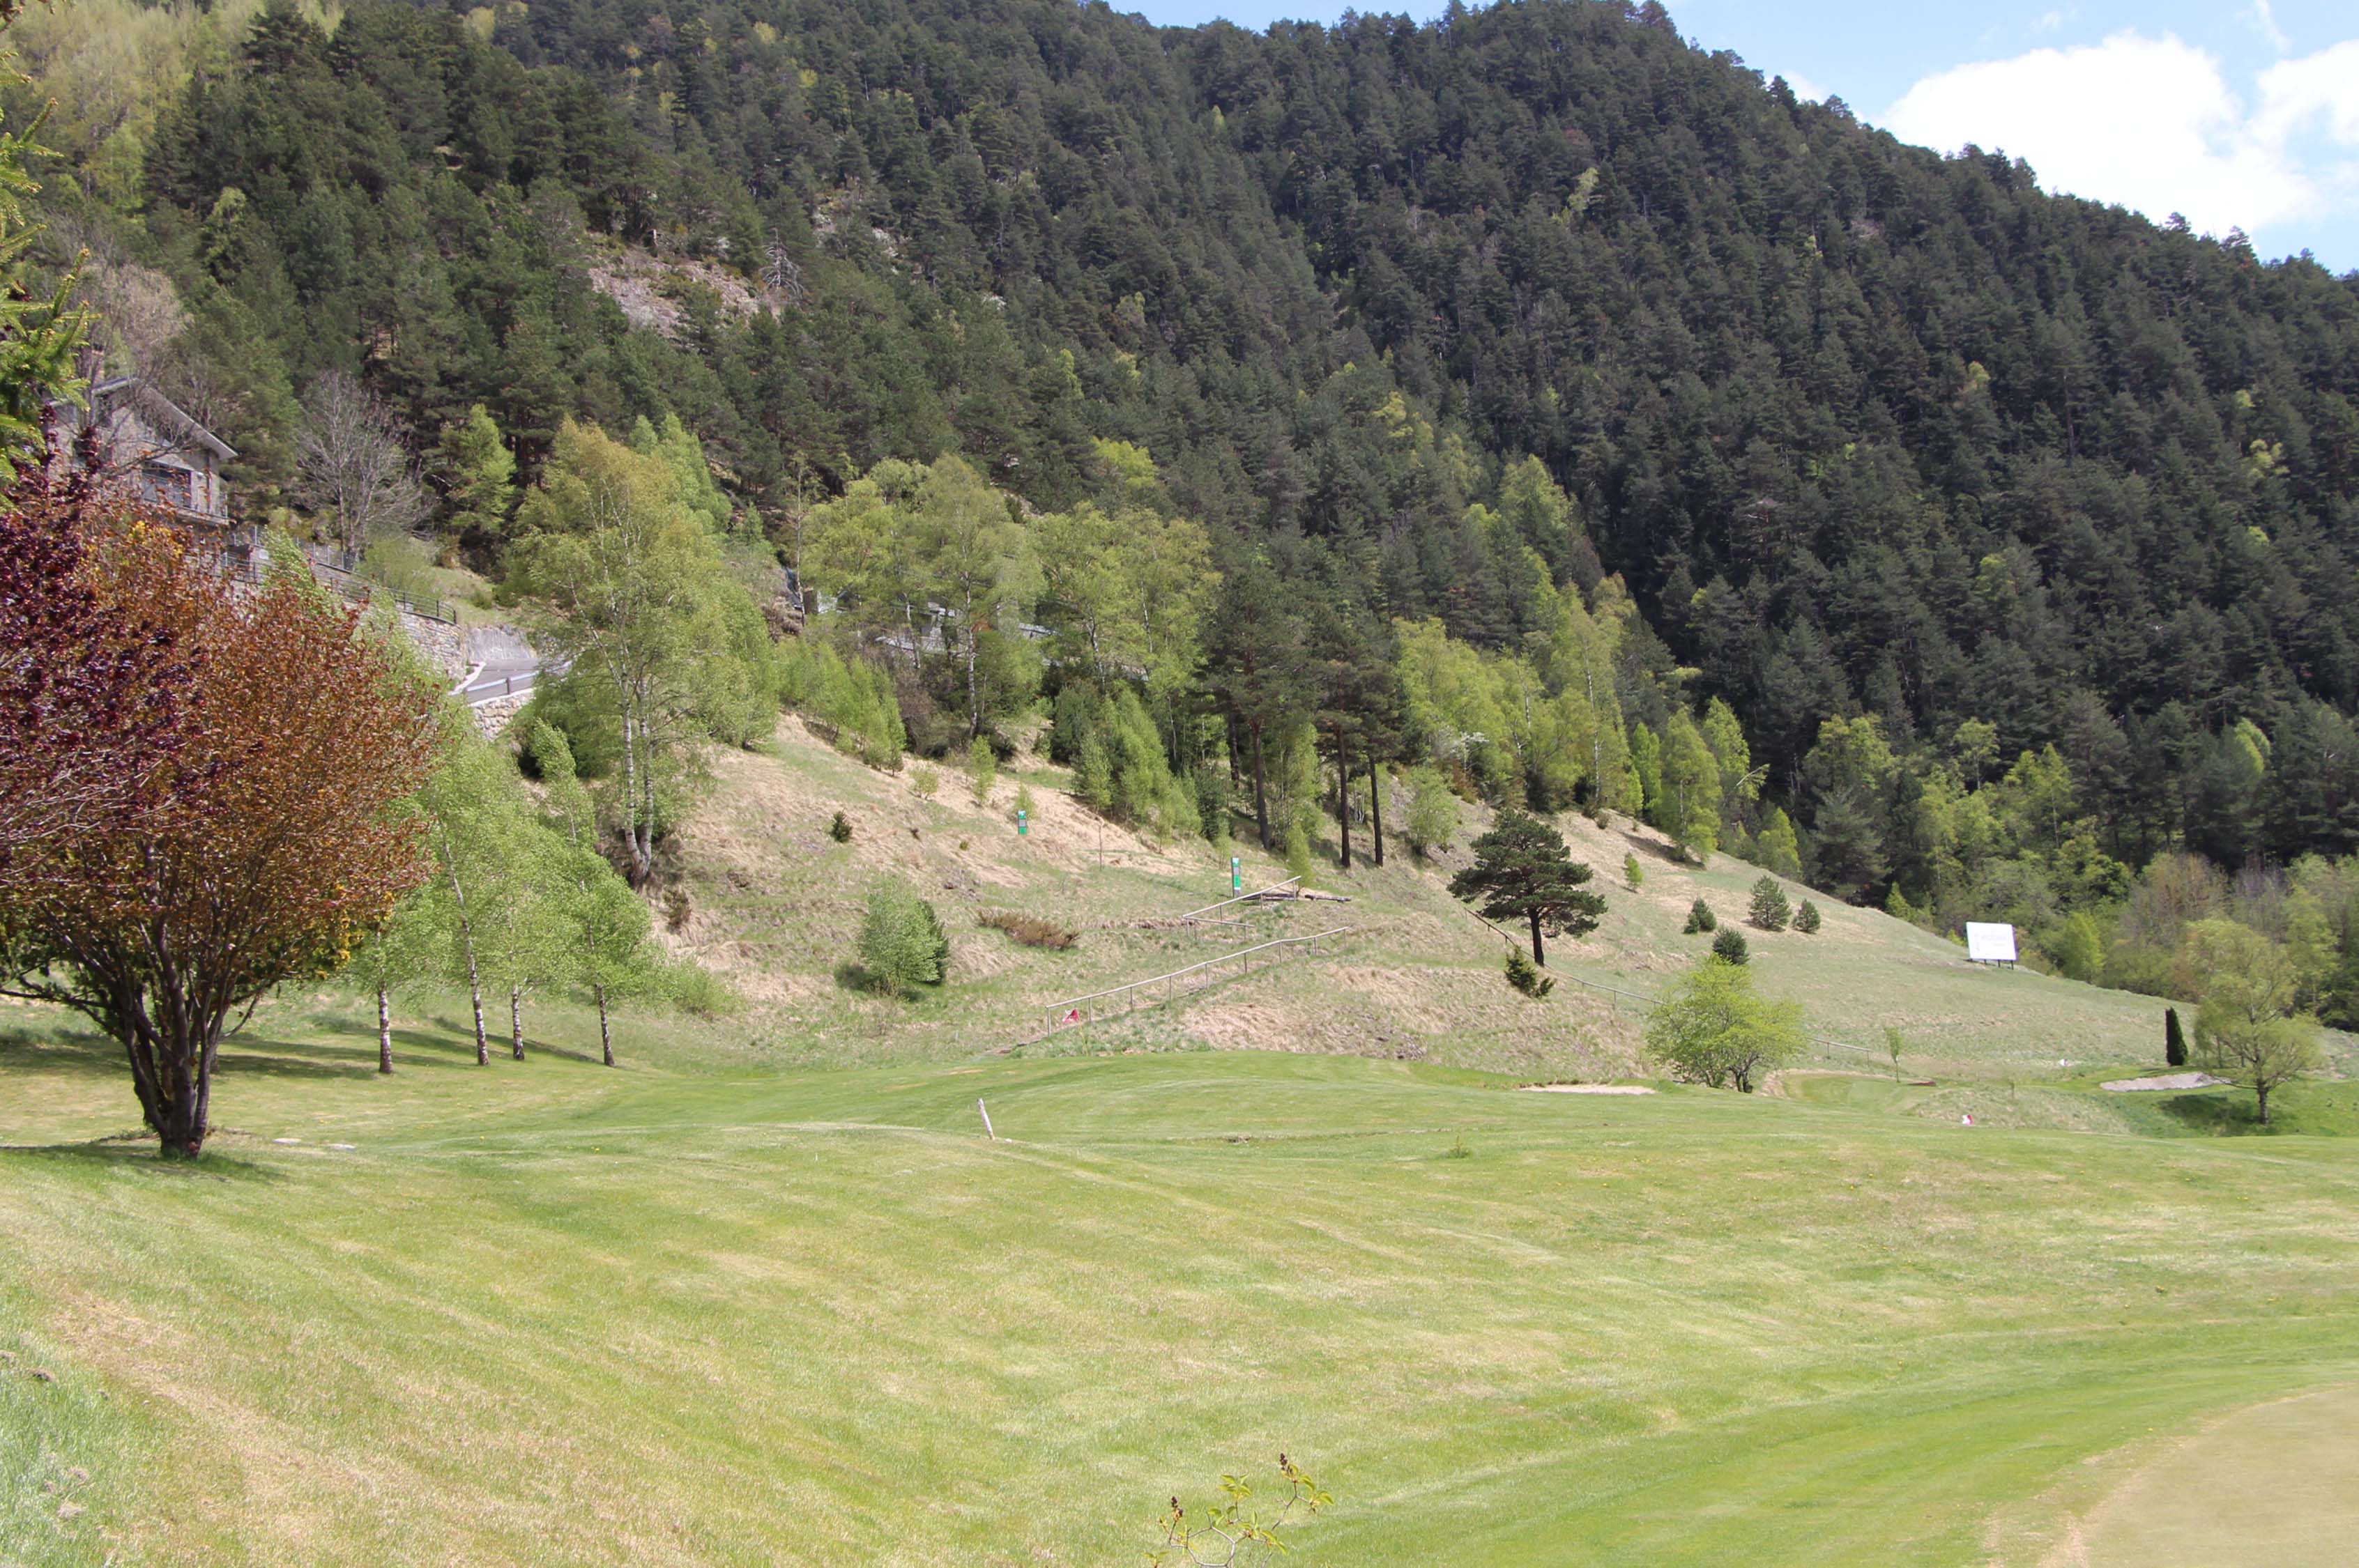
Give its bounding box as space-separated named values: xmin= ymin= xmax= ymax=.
xmin=977 ymin=910 xmax=1079 ymax=950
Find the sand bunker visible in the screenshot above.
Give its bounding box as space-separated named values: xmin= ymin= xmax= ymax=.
xmin=2100 ymin=1072 xmax=2229 ymax=1092
xmin=1519 ymin=1084 xmax=1656 ymax=1095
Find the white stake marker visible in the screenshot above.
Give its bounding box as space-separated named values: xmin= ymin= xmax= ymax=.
xmin=978 ymin=1098 xmax=996 ymax=1141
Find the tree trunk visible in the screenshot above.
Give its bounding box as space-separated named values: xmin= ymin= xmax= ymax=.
xmin=465 ymin=949 xmax=487 ymax=1066
xmin=509 ymin=985 xmax=525 ymax=1061
xmin=443 ymin=850 xmax=490 ymax=1066
xmin=1529 ymin=909 xmax=1546 ymax=968
xmin=1250 ymin=725 xmax=1271 ymax=850
xmin=1368 ymin=758 xmax=1384 ymax=867
xmin=377 ymin=982 xmax=392 ymax=1074
xmin=2257 ymin=1082 xmax=2271 ymax=1125
xmin=596 ymin=983 xmax=614 ymax=1068
xmin=1335 ymin=730 xmax=1352 ymax=870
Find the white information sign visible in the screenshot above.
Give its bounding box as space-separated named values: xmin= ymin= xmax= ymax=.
xmin=1964 ymin=922 xmax=2018 ymax=964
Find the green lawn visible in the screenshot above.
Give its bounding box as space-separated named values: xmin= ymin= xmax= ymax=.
xmin=6 ymin=1008 xmax=2358 ymax=1565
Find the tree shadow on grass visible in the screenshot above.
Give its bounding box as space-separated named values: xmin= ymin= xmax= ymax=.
xmin=308 ymin=1014 xmax=609 ymax=1068
xmin=2155 ymin=1091 xmax=2273 ymax=1135
xmin=0 ymin=1139 xmax=281 ymax=1182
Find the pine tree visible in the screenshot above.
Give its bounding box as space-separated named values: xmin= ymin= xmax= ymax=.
xmin=1684 ymin=898 xmax=1716 ymax=934
xmin=1448 ymin=809 xmax=1606 ymax=967
xmin=439 ymin=403 xmax=516 ymax=544
xmin=2165 ymin=1006 xmax=2188 ymax=1068
xmin=1711 ymin=926 xmax=1750 ymax=965
xmin=1748 ymin=876 xmax=1792 ymax=931
xmin=1792 ymin=899 xmax=1822 ymax=934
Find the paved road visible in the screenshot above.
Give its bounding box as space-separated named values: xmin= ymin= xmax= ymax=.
xmin=459 ymin=625 xmax=550 ymax=708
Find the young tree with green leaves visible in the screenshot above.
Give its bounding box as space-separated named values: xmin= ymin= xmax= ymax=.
xmin=1402 ymin=767 xmax=1461 ymax=859
xmin=1448 ymin=809 xmax=1605 ymax=967
xmin=510 ymin=421 xmax=779 ymax=885
xmin=1711 ymin=926 xmax=1750 ymax=965
xmin=416 ymin=739 xmax=540 ymax=1066
xmin=2183 ymin=921 xmax=2321 ymax=1123
xmin=1644 ymin=955 xmax=1803 ymax=1092
xmin=1684 ymin=898 xmax=1716 ymax=934
xmin=1622 ymin=853 xmax=1644 ymax=891
xmin=1656 ymin=710 xmax=1721 ymax=863
xmin=527 ymin=721 xmax=656 ymax=1067
xmin=1748 ymin=876 xmax=1792 ymax=931
xmin=859 ymin=877 xmax=949 ymax=997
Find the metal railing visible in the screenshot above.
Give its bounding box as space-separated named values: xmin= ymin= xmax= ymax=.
xmin=1177 ymin=876 xmax=1301 ymax=927
xmin=1039 ymin=925 xmax=1352 ymax=1037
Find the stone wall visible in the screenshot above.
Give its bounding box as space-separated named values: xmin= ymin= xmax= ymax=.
xmin=398 ymin=608 xmax=468 ymax=683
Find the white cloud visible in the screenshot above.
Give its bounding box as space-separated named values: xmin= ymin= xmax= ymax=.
xmin=2247 ymin=0 xmax=2289 ymax=55
xmin=2031 ymin=10 xmax=2070 ymax=37
xmin=1881 ymin=31 xmax=2359 ymax=239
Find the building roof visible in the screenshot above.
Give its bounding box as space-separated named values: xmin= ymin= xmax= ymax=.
xmin=85 ymin=377 xmax=238 ymax=463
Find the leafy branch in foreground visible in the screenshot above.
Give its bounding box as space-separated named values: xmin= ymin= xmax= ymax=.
xmin=1147 ymin=1454 xmax=1331 ymax=1568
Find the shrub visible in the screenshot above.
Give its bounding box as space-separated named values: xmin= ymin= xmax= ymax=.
xmin=1285 ymin=815 xmax=1315 ymax=881
xmin=970 ymin=738 xmax=998 ymax=804
xmin=1792 ymin=899 xmax=1822 ymax=934
xmin=828 ymin=810 xmax=853 ymax=843
xmin=781 ymin=640 xmax=905 ymax=767
xmin=2165 ymin=1006 xmax=2188 ymax=1067
xmin=1748 ymin=875 xmax=1791 ymax=931
xmin=1015 ymin=782 xmax=1037 ymax=823
xmin=1504 ymin=948 xmax=1555 ymax=998
xmin=1066 ymin=686 xmax=1197 ymax=838
xmin=979 ymin=909 xmax=1079 ymax=950
xmin=1684 ymin=898 xmax=1716 ymax=934
xmin=858 ymin=878 xmax=949 ymax=997
xmin=1403 ymin=766 xmax=1463 ymax=858
xmin=910 ymin=765 xmax=940 ymax=798
xmin=1644 ymin=954 xmax=1804 ymax=1093
xmin=1623 ymin=853 xmax=1644 ymax=891
xmin=1711 ymin=926 xmax=1750 ymax=965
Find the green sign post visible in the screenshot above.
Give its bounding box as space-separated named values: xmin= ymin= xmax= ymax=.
xmin=1231 ymin=856 xmax=1242 ymax=892
xmin=1017 ymin=808 xmax=1028 ymax=837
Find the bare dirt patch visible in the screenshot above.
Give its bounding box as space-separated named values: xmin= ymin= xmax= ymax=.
xmin=1518 ymin=1084 xmax=1656 ymax=1095
xmin=2100 ymin=1073 xmax=2228 ymax=1092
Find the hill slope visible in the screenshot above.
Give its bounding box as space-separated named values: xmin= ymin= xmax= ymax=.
xmin=655 ymin=719 xmax=2215 ymax=1082
xmin=23 ymin=0 xmax=2359 ymax=870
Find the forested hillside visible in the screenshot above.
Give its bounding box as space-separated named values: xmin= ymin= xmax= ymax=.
xmin=18 ymin=0 xmax=2359 ymax=978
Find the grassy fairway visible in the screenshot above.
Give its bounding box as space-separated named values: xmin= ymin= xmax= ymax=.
xmin=6 ymin=1015 xmax=2359 ymax=1565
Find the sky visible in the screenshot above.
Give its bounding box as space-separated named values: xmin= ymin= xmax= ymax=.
xmin=1122 ymin=0 xmax=2359 ymax=272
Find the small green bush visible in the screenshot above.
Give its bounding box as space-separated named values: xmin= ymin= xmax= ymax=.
xmin=1684 ymin=898 xmax=1716 ymax=934
xmin=970 ymin=738 xmax=998 ymax=804
xmin=1622 ymin=853 xmax=1644 ymax=891
xmin=1711 ymin=926 xmax=1750 ymax=965
xmin=910 ymin=765 xmax=940 ymax=798
xmin=859 ymin=879 xmax=949 ymax=997
xmin=828 ymin=810 xmax=853 ymax=844
xmin=1792 ymin=899 xmax=1822 ymax=934
xmin=1748 ymin=875 xmax=1791 ymax=932
xmin=1504 ymin=949 xmax=1555 ymax=999
xmin=1284 ymin=815 xmax=1315 ymax=881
